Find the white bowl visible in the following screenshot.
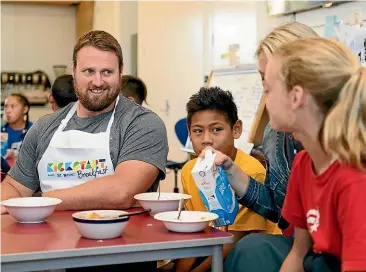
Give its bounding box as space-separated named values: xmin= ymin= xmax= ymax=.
xmin=1 ymin=197 xmax=62 ymax=223
xmin=134 ymin=192 xmax=192 ymax=215
xmin=72 ymin=210 xmax=130 ymax=240
xmin=154 ymin=211 xmax=218 ymax=233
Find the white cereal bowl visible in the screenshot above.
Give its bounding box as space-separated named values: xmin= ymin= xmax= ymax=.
xmin=1 ymin=197 xmax=62 ymax=223
xmin=72 ymin=210 xmax=130 ymax=240
xmin=134 ymin=192 xmax=192 ymax=215
xmin=154 ymin=211 xmax=218 ymax=233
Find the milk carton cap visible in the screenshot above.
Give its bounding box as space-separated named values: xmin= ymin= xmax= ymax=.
xmin=193 ymin=149 xmax=216 ymax=171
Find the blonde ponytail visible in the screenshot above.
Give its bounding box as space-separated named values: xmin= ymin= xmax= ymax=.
xmin=323 ymin=67 xmax=366 ymax=171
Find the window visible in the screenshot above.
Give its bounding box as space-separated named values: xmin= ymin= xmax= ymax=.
xmin=210 ymin=2 xmax=257 ymax=69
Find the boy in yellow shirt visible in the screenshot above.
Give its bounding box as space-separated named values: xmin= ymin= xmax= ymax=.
xmin=176 ymin=87 xmax=280 ymax=272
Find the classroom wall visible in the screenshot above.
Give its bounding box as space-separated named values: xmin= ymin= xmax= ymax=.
xmin=138 ymin=1 xmax=206 ymax=192
xmin=274 ymin=1 xmax=366 ymax=35
xmin=93 ymin=1 xmax=121 ymax=43
xmin=120 ymin=2 xmax=138 ymax=76
xmin=1 ymin=4 xmax=76 ymax=82
xmin=1 ymin=4 xmax=77 ymax=122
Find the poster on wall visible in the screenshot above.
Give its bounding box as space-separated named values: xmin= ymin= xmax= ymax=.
xmin=324 ymin=14 xmax=366 ymax=66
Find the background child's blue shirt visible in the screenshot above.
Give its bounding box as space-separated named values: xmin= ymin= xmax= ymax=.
xmin=1 ymin=121 xmax=33 ymax=153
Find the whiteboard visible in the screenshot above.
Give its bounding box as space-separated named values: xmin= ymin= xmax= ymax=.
xmin=208 ymin=65 xmax=264 ymax=152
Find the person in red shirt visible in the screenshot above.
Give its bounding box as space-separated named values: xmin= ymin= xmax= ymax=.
xmin=266 ymin=38 xmax=366 ymax=271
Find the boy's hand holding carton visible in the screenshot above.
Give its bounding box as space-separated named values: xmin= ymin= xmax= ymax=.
xmin=192 ymin=149 xmax=239 ymax=227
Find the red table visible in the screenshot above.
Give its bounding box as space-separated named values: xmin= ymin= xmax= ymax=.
xmin=2 ymin=211 xmax=233 ymax=272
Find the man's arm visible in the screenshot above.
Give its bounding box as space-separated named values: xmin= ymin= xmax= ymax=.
xmin=1 ymin=176 xmax=35 ymax=214
xmin=1 ymin=176 xmax=34 ymax=199
xmin=43 ymin=160 xmax=159 ymax=210
xmin=1 ymin=119 xmax=43 ymax=211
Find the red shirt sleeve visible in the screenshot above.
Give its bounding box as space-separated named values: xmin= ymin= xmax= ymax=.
xmin=281 ymin=151 xmax=308 ymax=230
xmin=338 ymin=178 xmax=366 ymax=272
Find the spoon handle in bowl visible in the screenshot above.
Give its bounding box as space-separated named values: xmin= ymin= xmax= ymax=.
xmin=158 ymin=182 xmax=161 ymax=200
xmin=119 ymin=209 xmax=151 ymax=218
xmin=177 ymin=198 xmax=184 ymax=220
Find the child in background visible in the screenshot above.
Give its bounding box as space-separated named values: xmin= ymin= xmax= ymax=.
xmin=48 ymin=74 xmax=78 ymax=112
xmin=1 ymin=93 xmax=32 ymax=161
xmin=120 ymin=75 xmax=148 ymax=106
xmin=176 ymin=87 xmax=280 ymax=272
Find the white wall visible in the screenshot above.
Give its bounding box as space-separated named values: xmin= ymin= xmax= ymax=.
xmin=138 ymin=1 xmax=206 ymax=192
xmin=256 ymin=1 xmax=276 ymax=41
xmin=120 ymin=2 xmax=138 ymax=75
xmin=1 ymin=4 xmax=76 ymax=82
xmin=93 ymin=1 xmax=121 ymax=42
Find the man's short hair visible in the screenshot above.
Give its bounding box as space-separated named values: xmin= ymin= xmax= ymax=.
xmin=73 ymin=30 xmax=123 ymax=71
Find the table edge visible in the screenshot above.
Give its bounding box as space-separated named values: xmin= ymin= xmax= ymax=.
xmin=2 ymin=235 xmax=233 ymax=263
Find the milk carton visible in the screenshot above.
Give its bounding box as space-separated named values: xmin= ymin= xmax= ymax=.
xmin=191 ymin=149 xmax=239 ymax=227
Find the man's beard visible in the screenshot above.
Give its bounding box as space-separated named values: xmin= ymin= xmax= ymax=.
xmin=74 ymin=81 xmax=120 ymax=112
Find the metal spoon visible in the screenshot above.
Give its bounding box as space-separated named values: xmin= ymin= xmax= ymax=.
xmin=177 ymin=198 xmax=184 ymax=220
xmin=118 ymin=209 xmax=151 ymax=218
xmin=158 ymin=181 xmax=161 ymax=200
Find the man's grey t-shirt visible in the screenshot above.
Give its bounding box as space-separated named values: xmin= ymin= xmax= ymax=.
xmin=8 ymin=95 xmax=169 ymax=191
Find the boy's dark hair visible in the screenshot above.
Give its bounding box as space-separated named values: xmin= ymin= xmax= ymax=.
xmin=186 ymin=86 xmax=238 ymax=127
xmin=51 ymin=74 xmax=78 ymax=108
xmin=120 ymin=75 xmax=147 ymax=105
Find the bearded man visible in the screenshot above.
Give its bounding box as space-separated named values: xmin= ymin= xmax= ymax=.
xmin=1 ymin=30 xmax=168 ymax=212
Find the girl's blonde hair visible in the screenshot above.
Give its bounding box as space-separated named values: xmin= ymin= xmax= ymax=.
xmin=274 ymin=37 xmax=365 ymax=171
xmin=256 ymin=22 xmax=318 ymax=59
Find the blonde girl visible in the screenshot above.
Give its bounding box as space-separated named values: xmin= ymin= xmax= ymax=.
xmin=268 ymin=37 xmax=366 ymax=271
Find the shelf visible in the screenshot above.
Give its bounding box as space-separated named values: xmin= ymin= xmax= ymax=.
xmin=1 ymin=1 xmax=81 ymax=6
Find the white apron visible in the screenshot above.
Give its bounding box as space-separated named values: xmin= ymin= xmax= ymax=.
xmin=38 ymin=97 xmax=119 ymax=193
